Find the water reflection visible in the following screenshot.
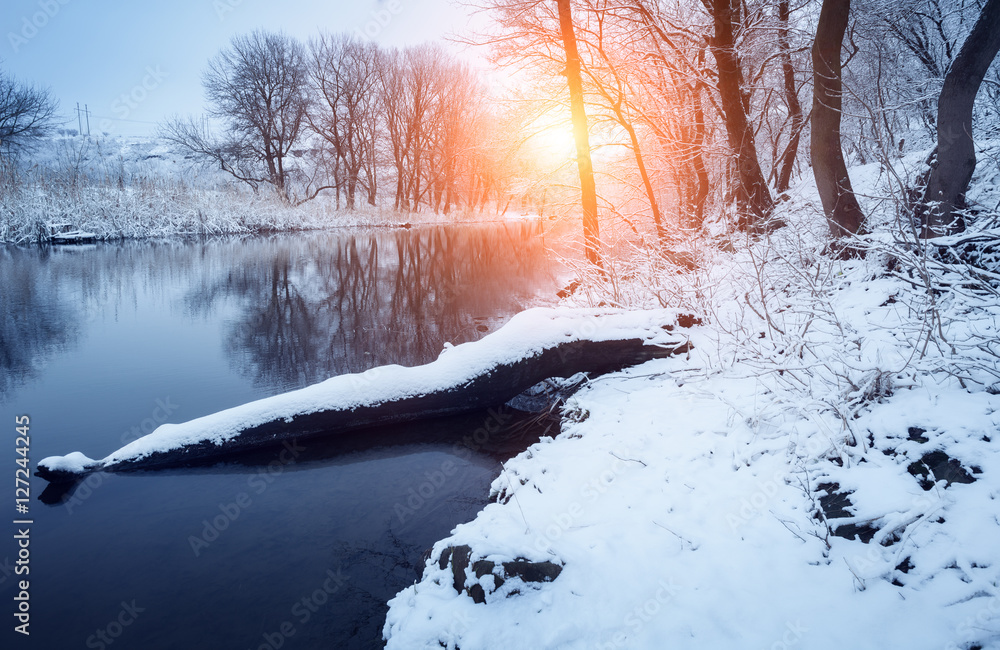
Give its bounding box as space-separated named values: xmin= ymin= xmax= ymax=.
xmin=0 ymin=247 xmax=81 ymax=396
xmin=38 ymin=404 xmax=551 ymax=507
xmin=29 ymin=406 xmax=558 ymax=649
xmin=187 ymin=222 xmax=557 ymax=388
xmin=1 ymin=222 xmax=561 ymax=401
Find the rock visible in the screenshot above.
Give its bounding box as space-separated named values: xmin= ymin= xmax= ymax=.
xmin=815 ymin=482 xmax=878 ymax=543
xmin=907 ymin=451 xmax=976 ymax=489
xmin=434 ymin=544 xmax=563 ymax=604
xmin=676 ymin=313 xmax=703 ymax=328
xmin=556 ymin=279 xmax=580 ymax=299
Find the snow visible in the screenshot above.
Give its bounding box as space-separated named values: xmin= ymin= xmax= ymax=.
xmin=382 ymin=144 xmax=1000 ymax=649
xmin=37 ymin=307 xmax=685 ymax=474
xmin=25 ymin=131 xmax=1000 ymax=647
xmin=37 ymin=451 xmax=99 ymax=474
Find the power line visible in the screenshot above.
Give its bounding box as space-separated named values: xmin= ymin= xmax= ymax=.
xmin=89 ymin=114 xmax=161 ymax=125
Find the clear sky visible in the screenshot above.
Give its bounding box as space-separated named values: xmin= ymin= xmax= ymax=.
xmin=1 ymin=0 xmax=474 ymax=136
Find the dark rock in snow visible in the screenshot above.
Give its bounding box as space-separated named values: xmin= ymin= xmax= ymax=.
xmin=556 ymin=279 xmax=580 ymax=299
xmin=434 ymin=544 xmax=563 ymax=604
xmin=907 ymin=451 xmax=976 ymax=489
xmin=677 ymin=313 xmax=703 ymax=328
xmin=816 ymin=482 xmax=878 ymax=543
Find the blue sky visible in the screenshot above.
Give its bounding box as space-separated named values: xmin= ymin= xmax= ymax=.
xmin=1 ymin=0 xmax=473 ymax=136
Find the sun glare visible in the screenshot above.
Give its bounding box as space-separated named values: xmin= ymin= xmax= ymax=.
xmin=528 ymin=113 xmax=577 ymax=166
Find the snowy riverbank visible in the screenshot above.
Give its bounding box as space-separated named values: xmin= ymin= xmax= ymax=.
xmin=0 ymin=135 xmax=531 ymax=244
xmin=383 ymin=150 xmax=1000 ymax=649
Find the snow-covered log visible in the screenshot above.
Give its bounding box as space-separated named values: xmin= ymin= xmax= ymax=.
xmin=36 ymin=308 xmax=694 ymax=482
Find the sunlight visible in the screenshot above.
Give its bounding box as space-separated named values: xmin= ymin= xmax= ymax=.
xmin=526 ymin=112 xmax=577 ymax=166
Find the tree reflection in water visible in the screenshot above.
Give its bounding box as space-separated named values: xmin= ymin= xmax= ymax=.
xmin=3 ymin=224 xmax=564 ymax=650
xmin=0 ymin=222 xmax=562 ymax=400
xmin=192 ymin=221 xmax=561 ymax=389
xmin=0 ymin=247 xmax=81 ymax=398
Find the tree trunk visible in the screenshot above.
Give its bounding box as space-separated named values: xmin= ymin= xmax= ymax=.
xmin=919 ymin=0 xmax=1000 ymax=238
xmin=775 ymin=0 xmax=804 ymax=195
xmin=347 ymin=170 xmax=358 ymax=210
xmin=703 ymin=0 xmax=774 ymax=231
xmin=37 ymin=312 xmax=694 ymax=480
xmin=616 ymin=107 xmax=665 ymax=244
xmin=556 ymin=0 xmax=602 ymax=268
xmin=811 ymin=0 xmax=866 ymax=239
xmin=690 ymin=79 xmax=710 ymax=228
xmin=394 ymin=171 xmax=405 ymax=211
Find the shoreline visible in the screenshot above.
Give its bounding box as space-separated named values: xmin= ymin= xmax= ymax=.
xmin=1 ymin=208 xmax=550 ymax=246
xmin=381 ymin=152 xmax=1000 ymax=648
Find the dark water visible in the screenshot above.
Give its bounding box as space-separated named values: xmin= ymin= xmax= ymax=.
xmin=0 ymin=223 xmax=565 ymax=649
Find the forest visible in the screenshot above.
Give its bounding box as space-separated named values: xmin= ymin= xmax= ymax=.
xmin=0 ymin=0 xmax=996 ymax=254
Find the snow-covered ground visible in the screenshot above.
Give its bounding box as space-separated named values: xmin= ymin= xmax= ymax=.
xmin=383 ymin=147 xmax=1000 ymax=649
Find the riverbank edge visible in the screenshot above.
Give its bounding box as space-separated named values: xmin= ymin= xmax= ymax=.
xmin=380 ymin=153 xmax=1000 ymax=649
xmin=0 ymin=207 xmax=548 ymax=246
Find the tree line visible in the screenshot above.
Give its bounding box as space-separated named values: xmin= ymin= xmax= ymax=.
xmin=162 ymin=31 xmax=501 ymax=214
xmin=3 ymin=1 xmax=999 ymax=247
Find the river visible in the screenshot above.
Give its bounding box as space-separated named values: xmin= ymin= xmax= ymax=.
xmin=0 ymin=222 xmax=567 ymax=649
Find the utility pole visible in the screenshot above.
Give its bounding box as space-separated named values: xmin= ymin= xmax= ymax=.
xmin=75 ymin=103 xmax=92 ymax=136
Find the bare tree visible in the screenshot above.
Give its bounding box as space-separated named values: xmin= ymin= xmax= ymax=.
xmin=774 ymin=0 xmax=806 ymax=195
xmin=881 ymin=0 xmax=965 ymax=132
xmin=624 ymin=1 xmax=713 ymax=230
xmin=427 ymin=62 xmax=482 ymax=214
xmin=160 ymin=116 xmax=274 ymax=191
xmin=811 ymin=0 xmax=866 ymax=240
xmin=403 ymin=46 xmax=446 ymax=212
xmin=918 ymin=0 xmax=1000 ymax=237
xmin=570 ymin=0 xmax=667 ymax=244
xmin=0 ymin=70 xmax=58 ymax=156
xmin=307 ymin=34 xmax=382 ymax=209
xmin=701 ymin=0 xmax=775 ymax=230
xmin=165 ymin=31 xmax=308 ymax=201
xmin=375 ymin=44 xmax=487 ymax=214
xmin=378 ymin=48 xmax=412 ymax=211
xmin=378 ymin=46 xmax=444 ymax=212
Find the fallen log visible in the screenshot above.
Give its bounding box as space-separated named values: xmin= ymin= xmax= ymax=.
xmin=37 ymin=308 xmax=694 ymax=482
